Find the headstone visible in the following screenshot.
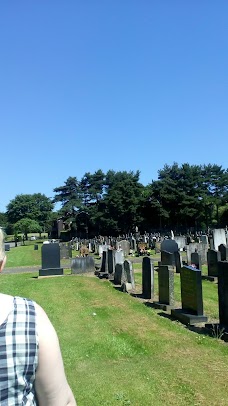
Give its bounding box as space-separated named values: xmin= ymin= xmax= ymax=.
xmin=100 ymin=250 xmax=108 ymax=273
xmin=60 ymin=243 xmax=72 ymax=259
xmin=218 ymin=244 xmax=228 ymax=261
xmin=199 ymin=235 xmax=208 ymax=245
xmin=171 ymin=265 xmax=207 ymax=325
xmin=154 ymin=265 xmax=174 ymax=310
xmin=122 ymin=260 xmax=135 ymax=290
xmin=207 ymin=249 xmax=221 ymax=279
xmin=115 ymin=249 xmax=124 ymax=265
xmin=174 ymin=236 xmax=186 ymax=251
xmin=114 ymin=263 xmax=123 ymax=285
xmin=34 ymin=244 xmax=39 ymax=250
xmin=160 ymin=239 xmax=178 ymax=254
xmin=4 ymin=244 xmax=10 ymax=252
xmin=39 ymin=243 xmax=63 ymax=276
xmin=160 ymin=250 xmax=175 ymax=266
xmin=174 ymin=251 xmax=183 ymax=274
xmin=142 ymin=257 xmax=154 ymax=299
xmin=213 ymin=229 xmax=226 ymax=251
xmin=186 ymin=243 xmax=207 ymax=265
xmin=191 ymin=252 xmax=202 ymax=270
xmin=107 ymin=249 xmax=115 ymax=276
xmin=116 ymin=240 xmax=130 ymax=257
xmin=218 ymin=261 xmax=228 ymax=327
xmin=71 ymin=256 xmax=95 ymax=274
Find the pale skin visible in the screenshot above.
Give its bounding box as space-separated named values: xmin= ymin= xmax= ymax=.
xmin=0 ymin=257 xmax=77 ymax=406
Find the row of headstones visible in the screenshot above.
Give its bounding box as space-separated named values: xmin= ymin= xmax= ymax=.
xmin=141 ymin=257 xmax=228 ymax=329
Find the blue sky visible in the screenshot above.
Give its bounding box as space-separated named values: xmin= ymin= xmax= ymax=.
xmin=0 ymin=1 xmax=227 ymax=212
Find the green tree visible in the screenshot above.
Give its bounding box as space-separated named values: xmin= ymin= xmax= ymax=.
xmin=101 ymin=170 xmax=143 ymax=234
xmin=14 ymin=218 xmax=41 ymax=240
xmin=6 ymin=194 xmax=53 ymax=233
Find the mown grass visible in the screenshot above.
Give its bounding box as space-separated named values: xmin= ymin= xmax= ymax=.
xmin=1 ymin=264 xmax=228 ymax=405
xmin=2 ymin=246 xmax=227 ymax=405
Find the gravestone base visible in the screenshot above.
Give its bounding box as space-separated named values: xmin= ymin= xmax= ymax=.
xmin=153 ymin=302 xmax=174 ymax=311
xmin=171 ymin=309 xmax=208 ymax=325
xmin=39 ymin=268 xmax=63 ymax=277
xmin=97 ymin=271 xmax=109 ymax=279
xmin=121 ymin=282 xmax=133 ymax=293
xmin=202 ymin=275 xmax=218 ymax=283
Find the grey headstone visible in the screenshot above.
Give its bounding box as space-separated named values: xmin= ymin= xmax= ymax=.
xmin=213 ymin=229 xmax=226 ymax=251
xmin=71 ymin=256 xmax=95 ymax=274
xmin=115 ymin=249 xmax=124 ymax=265
xmin=116 ymin=240 xmax=130 ymax=257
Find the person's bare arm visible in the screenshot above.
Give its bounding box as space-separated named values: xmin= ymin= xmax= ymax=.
xmin=34 ymin=303 xmax=77 ymax=406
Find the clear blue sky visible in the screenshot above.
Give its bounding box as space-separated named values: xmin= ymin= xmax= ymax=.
xmin=1 ymin=1 xmax=227 ymax=212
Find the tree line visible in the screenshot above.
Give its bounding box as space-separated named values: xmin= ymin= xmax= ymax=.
xmin=1 ymin=163 xmax=228 ymax=238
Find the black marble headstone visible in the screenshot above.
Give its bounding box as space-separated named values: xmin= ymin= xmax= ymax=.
xmin=161 ymin=250 xmax=175 ymax=266
xmin=218 ymin=261 xmax=228 ymax=327
xmin=191 ymin=252 xmax=202 ymax=270
xmin=5 ymin=244 xmax=10 ymax=252
xmin=154 ymin=265 xmax=174 ymax=310
xmin=123 ymin=260 xmax=135 ymax=289
xmin=207 ymin=249 xmax=221 ymax=278
xmin=39 ymin=243 xmax=63 ymax=276
xmin=142 ymin=257 xmax=154 ymax=299
xmin=171 ymin=265 xmax=207 ymax=325
xmin=218 ymin=244 xmax=228 ymax=261
xmin=114 ymin=263 xmax=123 ymax=285
xmin=107 ymin=249 xmax=115 ymax=275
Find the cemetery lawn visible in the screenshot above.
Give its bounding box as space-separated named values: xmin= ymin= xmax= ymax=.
xmin=1 ymin=272 xmax=228 ymax=405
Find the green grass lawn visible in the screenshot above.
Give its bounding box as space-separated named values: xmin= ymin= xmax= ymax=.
xmin=1 ymin=261 xmax=228 ymax=405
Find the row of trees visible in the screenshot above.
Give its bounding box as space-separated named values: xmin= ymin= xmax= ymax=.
xmin=1 ymin=163 xmax=228 ymax=238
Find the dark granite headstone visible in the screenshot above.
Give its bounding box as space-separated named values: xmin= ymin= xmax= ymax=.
xmin=142 ymin=257 xmax=154 ymax=299
xmin=218 ymin=261 xmax=228 ymax=327
xmin=39 ymin=243 xmax=63 ymax=276
xmin=154 ymin=265 xmax=174 ymax=310
xmin=100 ymin=250 xmax=108 ymax=273
xmin=207 ymin=249 xmax=221 ymax=279
xmin=171 ymin=265 xmax=207 ymax=325
xmin=218 ymin=244 xmax=228 ymax=261
xmin=174 ymin=251 xmax=182 ymax=274
xmin=114 ymin=263 xmax=123 ymax=285
xmin=122 ymin=260 xmax=135 ymax=290
xmin=34 ymin=244 xmax=39 ymax=250
xmin=4 ymin=244 xmax=10 ymax=252
xmin=161 ymin=250 xmax=175 ymax=266
xmin=71 ymin=256 xmax=95 ymax=274
xmin=107 ymin=249 xmax=115 ymax=275
xmin=191 ymin=252 xmax=202 ymax=270
xmin=160 ymin=239 xmax=178 ymax=253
